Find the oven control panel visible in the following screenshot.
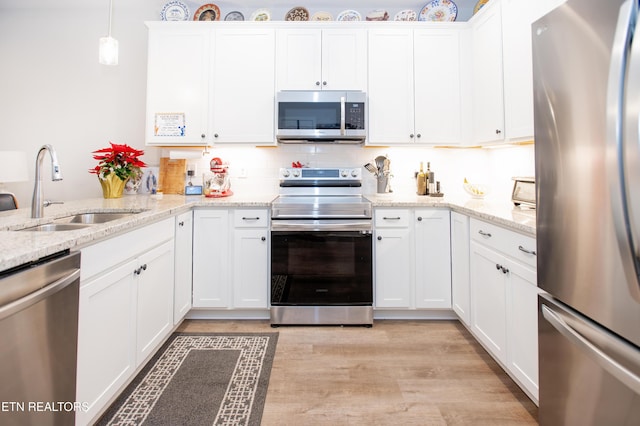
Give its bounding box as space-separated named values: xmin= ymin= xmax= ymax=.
xmin=280 ymin=167 xmax=361 ymax=180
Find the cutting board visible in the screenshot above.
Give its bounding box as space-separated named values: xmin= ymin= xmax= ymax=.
xmin=158 ymin=157 xmax=186 ymax=194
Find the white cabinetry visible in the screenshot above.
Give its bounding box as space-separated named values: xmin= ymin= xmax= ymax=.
xmin=145 ymin=23 xmax=276 ymax=146
xmin=414 ymin=209 xmax=451 ymax=308
xmin=211 ymin=28 xmax=275 ymax=144
xmin=192 ymin=209 xmax=230 ymax=308
xmin=276 ymin=28 xmax=367 ymax=91
xmin=76 ymin=219 xmax=175 ymax=425
xmin=450 ymin=212 xmax=470 ymax=325
xmin=145 ymin=26 xmax=210 ymax=146
xmin=374 ymin=209 xmax=412 ymax=308
xmin=174 ymin=210 xmax=193 ymax=324
xmin=368 ymin=28 xmax=464 ymax=145
xmin=469 ymin=218 xmax=540 ymax=402
xmin=232 ymin=210 xmax=269 ymax=308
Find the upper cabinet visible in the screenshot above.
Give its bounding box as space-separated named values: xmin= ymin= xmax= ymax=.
xmin=146 ymin=26 xmax=211 ymax=146
xmin=145 ymin=23 xmax=276 ymax=146
xmin=276 ymin=28 xmax=367 ymax=91
xmin=368 ymin=26 xmax=467 ymax=146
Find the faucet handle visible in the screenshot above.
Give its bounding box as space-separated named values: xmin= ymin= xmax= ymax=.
xmin=43 ymin=200 xmax=64 ymax=207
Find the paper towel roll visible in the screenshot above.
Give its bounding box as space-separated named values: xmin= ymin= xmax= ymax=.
xmin=169 ymin=150 xmax=201 ymax=160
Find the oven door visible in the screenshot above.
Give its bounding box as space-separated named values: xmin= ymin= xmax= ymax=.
xmin=271 ymin=228 xmax=373 ymax=306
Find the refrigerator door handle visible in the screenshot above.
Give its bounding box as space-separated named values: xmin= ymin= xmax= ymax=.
xmin=606 ymin=0 xmax=640 ymax=302
xmin=542 ymin=303 xmax=640 ymax=395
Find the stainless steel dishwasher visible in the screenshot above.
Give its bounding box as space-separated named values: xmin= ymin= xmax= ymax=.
xmin=0 ymin=250 xmax=80 ymax=425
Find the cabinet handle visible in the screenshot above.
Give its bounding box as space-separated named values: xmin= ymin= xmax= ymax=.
xmin=377 ymin=236 xmax=383 ymax=241
xmin=518 ymin=245 xmax=537 ymax=256
xmin=261 ymin=236 xmax=266 ymax=241
xmin=201 ymin=134 xmax=206 ymax=139
xmin=134 ymin=264 xmax=147 ymax=275
xmin=178 ymin=221 xmax=184 ymax=227
xmin=496 ymin=129 xmax=502 ymax=134
xmin=315 ymin=81 xmax=321 ymax=86
xmin=242 ymin=217 xmax=260 ymax=220
xmin=478 ymin=230 xmax=492 ymax=238
xmin=501 ymin=266 xmax=509 ymax=274
xmin=410 ymin=134 xmax=415 ymax=138
xmin=322 ymin=81 xmax=327 ymax=86
xmin=214 ymin=133 xmax=219 ymax=138
xmin=383 ymin=216 xmax=401 ymax=220
xmin=417 ymin=217 xmax=423 ymax=221
xmin=416 ymin=133 xmax=421 ymax=138
xmin=496 ymin=264 xmax=501 ymax=271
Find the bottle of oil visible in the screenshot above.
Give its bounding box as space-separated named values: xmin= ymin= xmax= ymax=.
xmin=426 ymin=162 xmax=435 ymax=195
xmin=417 ymin=162 xmax=427 ymax=195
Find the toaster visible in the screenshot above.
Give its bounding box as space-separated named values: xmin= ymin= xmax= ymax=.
xmin=511 ymin=177 xmax=536 ymax=208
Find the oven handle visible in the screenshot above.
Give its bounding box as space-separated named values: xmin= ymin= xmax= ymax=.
xmin=271 ymin=220 xmax=372 ymax=232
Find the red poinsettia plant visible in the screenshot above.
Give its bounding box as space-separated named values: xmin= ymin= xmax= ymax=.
xmin=89 ymin=142 xmax=147 ymax=181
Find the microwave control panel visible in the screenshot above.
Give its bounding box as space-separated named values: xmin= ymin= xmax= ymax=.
xmin=346 ymin=103 xmax=365 ymax=129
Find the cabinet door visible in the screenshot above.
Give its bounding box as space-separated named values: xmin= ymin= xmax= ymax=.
xmin=233 ymin=229 xmax=269 ymax=308
xmin=506 ymin=259 xmax=540 ymax=401
xmin=414 ymin=29 xmax=462 ymax=145
xmin=367 ymin=29 xmax=415 ymax=145
xmin=174 ymin=211 xmax=193 ymax=324
xmin=414 ymin=210 xmax=452 ymax=309
xmin=470 ymin=241 xmax=507 ymax=364
xmin=321 ymin=29 xmax=367 ymax=91
xmin=472 ymin=3 xmax=505 ymax=144
xmin=276 ymin=29 xmax=322 ymax=90
xmin=136 ymin=240 xmax=175 ymax=363
xmin=192 ymin=210 xmax=230 ymax=307
xmin=211 ymin=28 xmax=276 ymax=144
xmin=450 ymin=212 xmax=471 ymax=325
xmin=146 ymin=27 xmax=210 ymax=146
xmin=76 ymin=260 xmax=137 ymax=426
xmin=375 ymin=228 xmax=412 ymax=308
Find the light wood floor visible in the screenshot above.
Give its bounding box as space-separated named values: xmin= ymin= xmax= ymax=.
xmin=178 ymin=319 xmax=538 ymax=425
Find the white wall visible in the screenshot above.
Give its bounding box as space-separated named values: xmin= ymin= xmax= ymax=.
xmin=0 ymin=0 xmax=532 ymax=209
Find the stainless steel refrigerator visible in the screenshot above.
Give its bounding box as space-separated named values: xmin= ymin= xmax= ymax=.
xmin=533 ymin=0 xmax=640 ymax=424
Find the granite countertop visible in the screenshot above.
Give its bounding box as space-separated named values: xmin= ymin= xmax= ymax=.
xmin=0 ymin=193 xmax=534 ymax=273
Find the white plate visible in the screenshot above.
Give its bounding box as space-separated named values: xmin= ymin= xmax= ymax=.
xmin=366 ymin=9 xmax=389 ymax=21
xmin=418 ymin=0 xmax=458 ymax=22
xmin=394 ymin=9 xmax=417 ymax=21
xmin=161 ymin=1 xmax=189 ymax=21
xmin=311 ymin=11 xmax=332 ymax=21
xmin=250 ymin=8 xmax=271 ymax=21
xmin=336 ymin=10 xmax=361 ymax=21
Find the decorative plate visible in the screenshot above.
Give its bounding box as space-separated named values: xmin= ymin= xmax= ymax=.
xmin=418 ymin=0 xmax=458 ymax=22
xmin=366 ymin=9 xmax=389 ymax=21
xmin=473 ymin=0 xmax=490 ymax=15
xmin=161 ymin=1 xmax=189 ymax=21
xmin=250 ymin=8 xmax=271 ymax=21
xmin=336 ymin=10 xmax=361 ymax=22
xmin=224 ymin=11 xmax=245 ymax=21
xmin=311 ymin=11 xmax=332 ymax=21
xmin=193 ymin=4 xmax=220 ymax=21
xmin=285 ymin=6 xmax=309 ymax=21
xmin=394 ymin=9 xmax=417 ymax=21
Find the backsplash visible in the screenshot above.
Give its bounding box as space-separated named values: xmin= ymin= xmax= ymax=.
xmin=168 ymin=143 xmax=535 ymax=203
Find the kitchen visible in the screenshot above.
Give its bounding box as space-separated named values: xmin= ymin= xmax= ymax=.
xmin=1 ymin=0 xmax=638 ymax=425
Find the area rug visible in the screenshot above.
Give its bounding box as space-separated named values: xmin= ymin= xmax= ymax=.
xmin=97 ymin=332 xmax=278 ymax=426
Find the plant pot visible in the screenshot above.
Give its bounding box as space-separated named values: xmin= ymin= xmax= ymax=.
xmin=99 ymin=174 xmax=128 ymax=199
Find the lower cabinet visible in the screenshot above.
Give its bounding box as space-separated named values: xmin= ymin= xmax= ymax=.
xmin=374 ymin=208 xmax=452 ymax=310
xmin=174 ymin=211 xmax=193 ymax=323
xmin=76 ymin=219 xmax=175 ymax=426
xmin=469 ymin=218 xmax=540 ymax=403
xmin=193 ymin=208 xmax=269 ymax=310
xmin=450 ymin=212 xmax=470 ymax=325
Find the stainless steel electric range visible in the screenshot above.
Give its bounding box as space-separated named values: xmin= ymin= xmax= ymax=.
xmin=270 ymin=167 xmax=373 ymax=326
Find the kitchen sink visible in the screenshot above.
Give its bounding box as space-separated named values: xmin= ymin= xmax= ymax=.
xmin=21 ymin=223 xmax=91 ymax=232
xmin=54 ymin=212 xmax=139 ymax=224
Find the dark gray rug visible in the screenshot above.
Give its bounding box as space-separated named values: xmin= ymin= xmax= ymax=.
xmin=96 ymin=332 xmax=278 ymax=426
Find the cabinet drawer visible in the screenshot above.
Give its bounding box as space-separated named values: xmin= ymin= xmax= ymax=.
xmin=374 ymin=209 xmax=411 ymax=228
xmin=470 ymin=218 xmax=536 ymax=268
xmin=233 ymin=209 xmax=269 ymax=228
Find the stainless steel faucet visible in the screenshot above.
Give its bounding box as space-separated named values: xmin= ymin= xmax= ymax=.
xmin=31 ymin=144 xmax=63 ymax=218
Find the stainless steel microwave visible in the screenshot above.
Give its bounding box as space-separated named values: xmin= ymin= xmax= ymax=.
xmin=276 ymin=91 xmax=367 ymax=144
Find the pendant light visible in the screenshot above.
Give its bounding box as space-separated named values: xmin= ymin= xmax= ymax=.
xmin=99 ymin=0 xmax=118 ymax=65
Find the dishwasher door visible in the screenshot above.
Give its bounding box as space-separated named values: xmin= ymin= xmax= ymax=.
xmin=0 ymin=250 xmax=81 ymax=426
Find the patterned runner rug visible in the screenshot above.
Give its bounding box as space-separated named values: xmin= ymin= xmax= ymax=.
xmin=96 ymin=332 xmax=278 ymax=426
